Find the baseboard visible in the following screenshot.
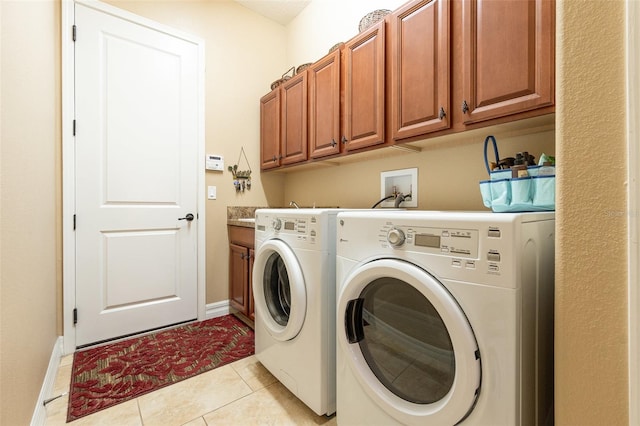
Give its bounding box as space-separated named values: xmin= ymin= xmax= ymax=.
xmin=206 ymin=300 xmax=233 ymax=319
xmin=31 ymin=336 xmax=64 ymax=426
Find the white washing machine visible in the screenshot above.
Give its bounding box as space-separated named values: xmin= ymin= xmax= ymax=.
xmin=253 ymin=208 xmax=344 ymax=416
xmin=335 ymin=211 xmax=555 ymax=425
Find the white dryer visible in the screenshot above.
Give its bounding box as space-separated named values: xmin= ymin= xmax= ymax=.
xmin=335 ymin=211 xmax=554 ymax=425
xmin=253 ymin=208 xmax=343 ymax=416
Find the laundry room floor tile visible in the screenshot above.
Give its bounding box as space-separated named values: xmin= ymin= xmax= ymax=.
xmin=202 ymin=381 xmax=336 ymax=426
xmin=137 ymin=364 xmax=253 ymax=425
xmin=230 ymin=355 xmax=279 ymax=391
xmin=46 ymin=354 xmax=335 ymax=425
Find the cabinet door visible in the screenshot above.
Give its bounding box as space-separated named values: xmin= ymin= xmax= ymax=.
xmin=248 ymin=248 xmax=255 ymax=321
xmin=260 ymin=89 xmax=281 ymax=170
xmin=461 ymin=0 xmax=554 ymax=124
xmin=229 ymin=243 xmax=249 ymax=315
xmin=343 ymin=21 xmax=386 ymax=152
xmin=281 ymin=71 xmax=308 ymax=165
xmin=390 ymin=0 xmax=450 ymax=141
xmin=309 ymin=49 xmax=341 ymax=159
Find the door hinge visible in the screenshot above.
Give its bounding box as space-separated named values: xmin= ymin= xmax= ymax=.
xmin=72 ymin=25 xmax=77 ymax=42
xmin=73 ymin=308 xmax=78 ymax=325
xmin=73 ymin=119 xmax=76 ymax=136
xmin=73 ymin=214 xmax=76 ymax=230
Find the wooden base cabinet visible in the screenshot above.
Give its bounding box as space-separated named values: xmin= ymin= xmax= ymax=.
xmin=228 ymin=226 xmax=255 ymax=321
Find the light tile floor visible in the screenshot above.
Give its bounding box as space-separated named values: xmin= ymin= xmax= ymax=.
xmin=44 ymin=354 xmax=337 ymax=426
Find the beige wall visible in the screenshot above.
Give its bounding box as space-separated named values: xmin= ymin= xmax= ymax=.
xmin=0 ymin=1 xmax=60 ymax=424
xmin=285 ymin=0 xmax=406 ymax=67
xmin=0 ymin=0 xmax=632 ymax=423
xmin=556 ymin=0 xmax=628 ymax=424
xmin=103 ymin=0 xmax=286 ymax=304
xmin=282 ymin=129 xmax=555 ymax=210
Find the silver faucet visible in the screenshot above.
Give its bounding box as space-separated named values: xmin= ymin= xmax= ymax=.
xmin=289 ymin=201 xmax=300 ymax=209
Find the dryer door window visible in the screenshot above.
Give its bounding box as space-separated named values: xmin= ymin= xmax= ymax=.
xmin=253 ymin=239 xmax=306 ymax=341
xmin=350 ymin=277 xmax=455 ymax=404
xmin=337 ymin=258 xmax=481 ymax=426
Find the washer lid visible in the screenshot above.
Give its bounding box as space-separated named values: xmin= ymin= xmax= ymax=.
xmin=253 ymin=239 xmax=306 ymax=341
xmin=337 ymin=258 xmax=481 ymax=425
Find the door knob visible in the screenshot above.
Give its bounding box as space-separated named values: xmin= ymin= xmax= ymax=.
xmin=178 ymin=213 xmax=195 ymax=221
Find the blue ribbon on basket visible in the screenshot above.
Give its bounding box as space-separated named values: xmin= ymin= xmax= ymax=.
xmin=484 ymin=135 xmax=499 ymax=175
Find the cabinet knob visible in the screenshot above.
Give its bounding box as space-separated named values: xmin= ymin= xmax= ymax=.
xmin=331 ymin=138 xmax=337 ymax=147
xmin=462 ymin=100 xmax=469 ymax=114
xmin=272 ymin=156 xmax=277 ymax=162
xmin=439 ymin=107 xmax=446 ymax=120
xmin=341 ymin=136 xmax=348 ymax=144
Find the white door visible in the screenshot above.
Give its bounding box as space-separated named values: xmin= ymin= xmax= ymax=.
xmin=73 ymin=1 xmax=202 ymax=347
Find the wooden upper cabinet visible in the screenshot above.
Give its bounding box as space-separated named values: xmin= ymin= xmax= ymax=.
xmin=260 ymin=88 xmax=281 ymax=170
xmin=342 ymin=21 xmax=386 ymax=152
xmin=461 ymin=0 xmax=554 ymax=124
xmin=390 ymin=0 xmax=450 ymax=141
xmin=309 ymin=49 xmax=341 ymax=159
xmin=280 ymin=70 xmax=308 ymax=165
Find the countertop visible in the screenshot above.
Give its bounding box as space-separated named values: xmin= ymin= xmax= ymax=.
xmin=227 ymin=206 xmax=266 ymax=229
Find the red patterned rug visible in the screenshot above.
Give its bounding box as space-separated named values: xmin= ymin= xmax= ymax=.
xmin=66 ymin=314 xmax=254 ymax=422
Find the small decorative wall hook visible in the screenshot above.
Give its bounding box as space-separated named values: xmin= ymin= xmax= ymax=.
xmin=228 ymin=147 xmax=252 ymax=193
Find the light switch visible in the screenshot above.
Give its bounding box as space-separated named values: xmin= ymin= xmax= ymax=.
xmin=208 ymin=186 xmax=217 ymax=200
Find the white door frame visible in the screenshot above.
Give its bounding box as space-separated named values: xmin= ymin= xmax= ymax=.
xmin=61 ymin=0 xmax=206 ymax=355
xmin=628 ymin=0 xmax=639 ymax=424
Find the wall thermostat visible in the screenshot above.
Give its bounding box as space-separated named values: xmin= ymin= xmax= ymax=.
xmin=206 ymin=154 xmax=224 ymax=171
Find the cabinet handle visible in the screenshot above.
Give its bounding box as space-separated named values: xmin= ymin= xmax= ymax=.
xmin=272 ymin=156 xmax=277 ymax=162
xmin=341 ymin=136 xmax=348 ymax=144
xmin=462 ymin=100 xmax=469 ymax=114
xmin=330 ymin=138 xmax=337 ymax=147
xmin=240 ymin=253 xmax=245 ymax=260
xmin=439 ymin=107 xmax=446 ymax=120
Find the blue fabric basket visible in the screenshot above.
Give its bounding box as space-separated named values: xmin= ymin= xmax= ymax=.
xmin=479 ymin=136 xmax=555 ymax=213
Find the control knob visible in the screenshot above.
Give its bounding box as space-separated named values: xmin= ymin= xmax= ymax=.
xmin=387 ymin=228 xmax=406 ymax=247
xmin=272 ymin=218 xmax=282 ymax=231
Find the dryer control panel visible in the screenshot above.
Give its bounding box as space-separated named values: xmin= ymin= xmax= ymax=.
xmin=383 ymin=225 xmax=479 ymax=259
